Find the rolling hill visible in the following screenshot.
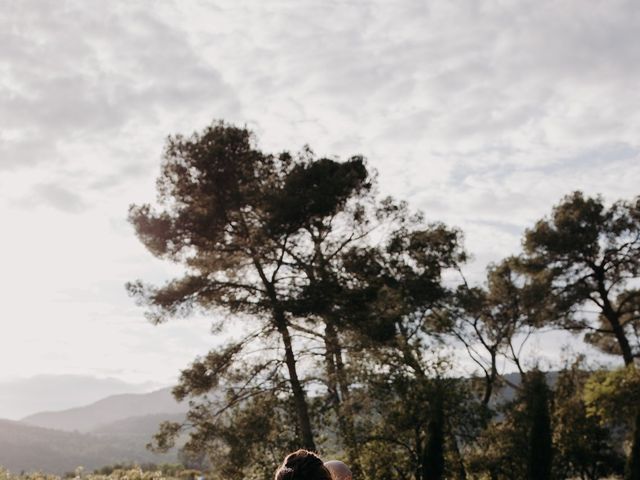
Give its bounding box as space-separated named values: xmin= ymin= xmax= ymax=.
xmin=91 ymin=412 xmax=187 ymax=437
xmin=21 ymin=387 xmax=188 ymax=432
xmin=0 ymin=387 xmax=189 ymax=473
xmin=0 ymin=375 xmax=158 ymax=420
xmin=0 ymin=419 xmax=177 ymax=474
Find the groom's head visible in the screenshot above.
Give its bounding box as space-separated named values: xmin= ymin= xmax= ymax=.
xmin=324 ymin=461 xmax=352 ymax=480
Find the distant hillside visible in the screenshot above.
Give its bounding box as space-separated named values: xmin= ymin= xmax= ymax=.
xmin=0 ymin=419 xmax=176 ymax=474
xmin=1 ymin=388 xmax=188 ymax=474
xmin=22 ymin=387 xmax=188 ymax=432
xmin=0 ymin=375 xmax=158 ymax=420
xmin=485 ymin=371 xmax=559 ymax=408
xmin=91 ymin=412 xmax=186 ymax=437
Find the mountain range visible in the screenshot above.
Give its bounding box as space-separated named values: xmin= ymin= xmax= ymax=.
xmin=21 ymin=387 xmax=187 ymax=433
xmin=0 ymin=375 xmax=160 ymax=420
xmin=0 ymin=385 xmax=188 ymax=474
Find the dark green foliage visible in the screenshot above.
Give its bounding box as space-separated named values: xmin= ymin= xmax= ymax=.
xmin=265 ymin=155 xmax=370 ymax=235
xmin=584 ymin=366 xmax=640 ymax=480
xmin=522 ymin=191 xmax=640 ymax=365
xmin=356 ymin=367 xmax=484 ymax=480
xmin=336 ymin=210 xmax=472 ymax=480
xmin=148 ymin=338 xmax=301 ymax=480
xmin=128 ymin=122 xmax=321 ymax=451
xmin=522 ymin=192 xmax=640 ymax=476
xmin=465 ymin=372 xmax=552 ymax=480
xmin=584 ymin=366 xmax=640 ymax=422
xmin=524 ymin=371 xmax=553 ymax=480
xmin=341 ymin=216 xmax=467 ymax=346
xmin=130 ymin=123 xmax=281 ymax=261
xmin=553 ymin=360 xmax=624 ymax=480
xmin=178 ymin=392 xmax=299 ymax=480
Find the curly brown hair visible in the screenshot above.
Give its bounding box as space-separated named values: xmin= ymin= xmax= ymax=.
xmin=274 ymin=449 xmax=333 ymax=480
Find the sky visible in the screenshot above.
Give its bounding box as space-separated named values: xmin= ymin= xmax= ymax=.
xmin=2 ymin=0 xmax=640 ymax=398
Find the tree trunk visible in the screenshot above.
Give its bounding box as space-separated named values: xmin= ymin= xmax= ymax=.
xmin=275 ymin=310 xmax=316 ymax=451
xmin=252 ymin=255 xmax=316 ymax=451
xmin=603 ymin=309 xmax=634 ymax=366
xmin=596 ymin=273 xmax=634 ymax=366
xmin=626 ymin=409 xmax=640 ymax=480
xmin=324 ymin=321 xmax=361 ymax=475
xmin=423 ymin=391 xmax=445 ymax=480
xmin=311 ymin=237 xmax=359 ymax=462
xmin=448 ymin=426 xmax=467 ymax=480
xmin=482 ymin=351 xmax=498 ymax=406
xmin=324 ymin=325 xmax=341 ymax=408
xmin=525 ymin=372 xmax=553 ymax=480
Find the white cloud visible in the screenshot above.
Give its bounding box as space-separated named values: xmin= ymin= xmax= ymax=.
xmin=16 ymin=183 xmax=89 ymax=213
xmin=1 ymin=0 xmax=639 ymax=386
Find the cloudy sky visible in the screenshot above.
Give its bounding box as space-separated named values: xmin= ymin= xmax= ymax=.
xmin=2 ymin=0 xmax=640 ymax=402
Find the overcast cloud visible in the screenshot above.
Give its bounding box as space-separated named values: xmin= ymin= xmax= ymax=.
xmin=1 ymin=0 xmax=639 ymax=399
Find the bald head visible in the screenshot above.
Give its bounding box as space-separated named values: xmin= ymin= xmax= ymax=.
xmin=324 ymin=460 xmax=352 ymax=480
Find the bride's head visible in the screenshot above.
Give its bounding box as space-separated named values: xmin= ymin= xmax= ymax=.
xmin=275 ymin=449 xmax=333 ymax=480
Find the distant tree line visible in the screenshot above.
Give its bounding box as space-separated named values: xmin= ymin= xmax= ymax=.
xmin=127 ymin=122 xmax=640 ymax=480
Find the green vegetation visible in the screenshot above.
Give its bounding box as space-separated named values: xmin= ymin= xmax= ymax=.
xmin=0 ymin=466 xmax=202 ymax=480
xmin=121 ymin=121 xmax=640 ymax=480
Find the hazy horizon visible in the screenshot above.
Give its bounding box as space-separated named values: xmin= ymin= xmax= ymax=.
xmin=0 ymin=373 xmax=169 ymax=420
